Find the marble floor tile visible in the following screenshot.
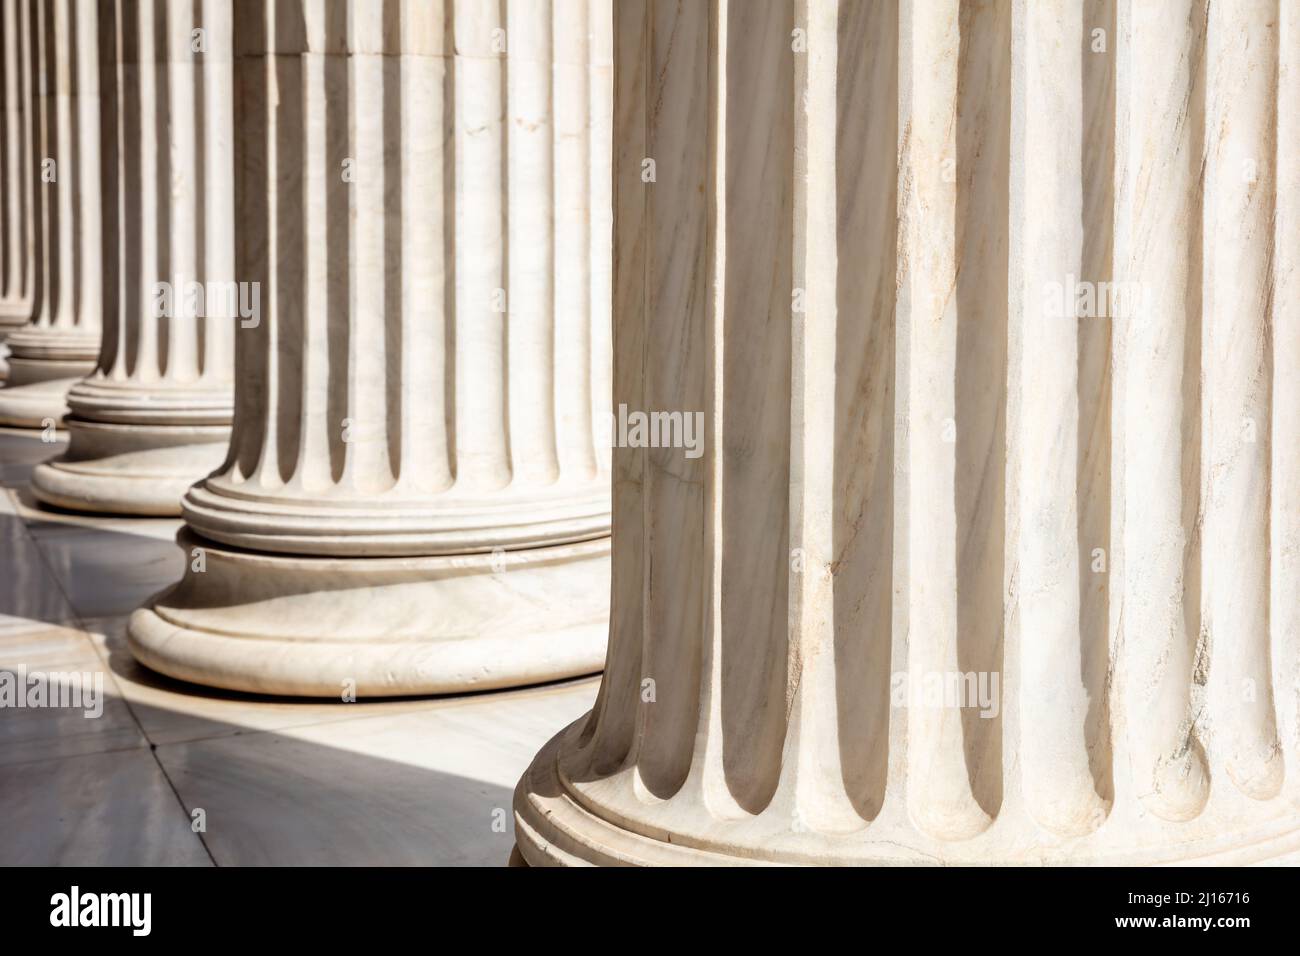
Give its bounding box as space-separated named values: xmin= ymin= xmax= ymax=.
xmin=27 ymin=519 xmax=185 ymax=619
xmin=153 ymin=680 xmax=597 ymax=866
xmin=0 ymin=622 xmax=101 ymax=669
xmin=0 ymin=428 xmax=65 ymax=487
xmin=0 ymin=625 xmax=146 ymax=766
xmin=0 ymin=747 xmax=213 ymax=865
xmin=0 ymin=497 xmax=80 ymax=634
xmin=0 ymin=699 xmax=146 ymax=767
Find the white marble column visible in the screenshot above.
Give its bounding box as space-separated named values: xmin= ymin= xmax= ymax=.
xmin=32 ymin=0 xmax=235 ymax=515
xmin=513 ymin=0 xmax=1300 ymax=865
xmin=128 ymin=0 xmax=613 ymax=696
xmin=0 ymin=0 xmax=103 ymax=426
xmin=0 ymin=0 xmax=38 ymax=378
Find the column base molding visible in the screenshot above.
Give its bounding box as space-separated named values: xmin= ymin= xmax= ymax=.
xmin=65 ymin=377 xmax=233 ymax=425
xmin=0 ymin=311 xmax=23 ymax=379
xmin=31 ymin=376 xmax=234 ymax=514
xmin=0 ymin=329 xmax=101 ymax=425
xmin=183 ymin=479 xmax=612 ymax=557
xmin=0 ymin=375 xmax=88 ymax=427
xmin=4 ymin=327 xmax=101 ymax=364
xmin=514 ymin=721 xmax=1300 ymax=867
xmin=31 ymin=419 xmax=230 ymax=515
xmin=126 ymin=529 xmax=611 ymax=697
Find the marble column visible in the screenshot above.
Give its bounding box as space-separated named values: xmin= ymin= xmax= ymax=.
xmin=128 ymin=0 xmax=614 ymax=696
xmin=32 ymin=0 xmax=235 ymax=515
xmin=0 ymin=0 xmax=37 ymax=378
xmin=513 ymin=0 xmax=1300 ymax=865
xmin=0 ymin=0 xmax=103 ymax=427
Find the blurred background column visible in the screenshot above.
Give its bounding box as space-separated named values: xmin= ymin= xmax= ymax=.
xmin=0 ymin=0 xmax=38 ymax=379
xmin=33 ymin=0 xmax=235 ymax=515
xmin=0 ymin=0 xmax=103 ymax=427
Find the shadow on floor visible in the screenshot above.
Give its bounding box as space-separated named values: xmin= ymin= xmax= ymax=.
xmin=0 ymin=427 xmax=590 ymax=867
xmin=1 ymin=628 xmax=577 ymax=866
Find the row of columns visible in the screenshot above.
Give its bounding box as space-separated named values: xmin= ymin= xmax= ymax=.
xmin=0 ymin=0 xmax=1295 ymax=865
xmin=0 ymin=0 xmax=37 ymax=371
xmin=33 ymin=0 xmax=235 ymax=513
xmin=512 ymin=0 xmax=1299 ymax=865
xmin=0 ymin=0 xmax=101 ymax=419
xmin=0 ymin=0 xmax=614 ymax=695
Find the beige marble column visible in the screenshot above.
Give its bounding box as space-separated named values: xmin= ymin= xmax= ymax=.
xmin=128 ymin=0 xmax=613 ymax=696
xmin=0 ymin=0 xmax=38 ymax=378
xmin=513 ymin=0 xmax=1299 ymax=865
xmin=0 ymin=0 xmax=103 ymax=426
xmin=32 ymin=0 xmax=235 ymax=515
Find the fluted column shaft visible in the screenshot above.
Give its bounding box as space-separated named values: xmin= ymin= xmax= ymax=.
xmin=32 ymin=0 xmax=236 ymax=515
xmin=514 ymin=0 xmax=1299 ymax=866
xmin=128 ymin=0 xmax=614 ymax=697
xmin=0 ymin=0 xmax=36 ymax=338
xmin=0 ymin=0 xmax=103 ymax=426
xmin=174 ymin=0 xmax=611 ymax=556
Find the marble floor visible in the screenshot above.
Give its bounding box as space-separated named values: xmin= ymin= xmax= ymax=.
xmin=0 ymin=428 xmax=598 ymax=866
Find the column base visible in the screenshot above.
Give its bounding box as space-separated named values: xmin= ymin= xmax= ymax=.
xmin=514 ymin=721 xmax=1300 ymax=867
xmin=0 ymin=375 xmax=87 ymax=427
xmin=0 ymin=308 xmax=30 ymax=383
xmin=4 ymin=328 xmax=99 ymax=375
xmin=513 ymin=725 xmax=768 ymax=867
xmin=184 ymin=478 xmax=612 ymax=557
xmin=0 ymin=328 xmax=100 ymax=426
xmin=31 ymin=420 xmax=230 ymax=515
xmin=127 ymin=529 xmax=611 ymax=697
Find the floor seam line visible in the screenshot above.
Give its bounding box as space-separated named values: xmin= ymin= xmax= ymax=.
xmin=149 ymin=745 xmax=220 ymax=867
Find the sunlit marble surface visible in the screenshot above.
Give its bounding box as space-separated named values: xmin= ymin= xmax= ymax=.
xmin=0 ymin=429 xmax=598 ymax=865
